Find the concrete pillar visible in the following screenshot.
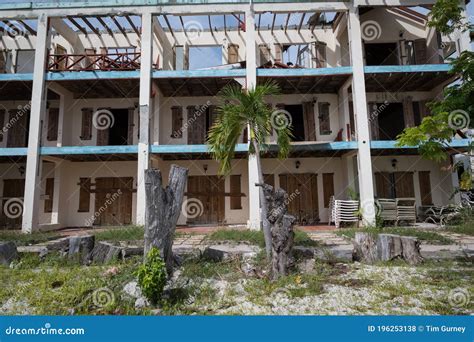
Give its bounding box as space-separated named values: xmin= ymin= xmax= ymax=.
xmin=348 ymin=5 xmax=376 ymax=226
xmin=338 ymin=77 xmax=352 ymax=142
xmin=245 ymin=6 xmax=260 ymax=230
xmin=136 ymin=12 xmax=153 ymax=226
xmin=22 ymin=14 xmax=49 ymax=233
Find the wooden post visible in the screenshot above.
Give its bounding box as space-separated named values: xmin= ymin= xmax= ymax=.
xmin=144 ymin=165 xmax=188 ymax=276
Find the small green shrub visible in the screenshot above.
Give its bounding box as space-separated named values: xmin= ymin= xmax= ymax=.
xmin=135 ymin=247 xmax=167 ymax=304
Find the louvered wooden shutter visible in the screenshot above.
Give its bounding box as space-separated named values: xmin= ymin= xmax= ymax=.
xmin=44 ymin=178 xmax=54 ymax=213
xmin=418 ymin=171 xmax=433 ymax=205
xmin=96 ymin=127 xmax=109 ymax=146
xmin=78 ymin=178 xmax=91 ymax=212
xmin=394 ymin=172 xmax=415 ymax=198
xmin=230 ymin=175 xmax=242 ymax=210
xmin=274 ymin=44 xmax=282 ymax=62
xmin=0 ymin=52 xmax=5 ymax=73
xmin=322 ymin=173 xmax=334 ymax=208
xmin=403 ymin=96 xmax=415 ymax=128
xmin=7 ymin=109 xmax=28 ymax=147
xmin=348 ymin=101 xmax=355 ymax=140
xmin=127 ymin=107 xmax=135 ymax=144
xmin=375 ymin=172 xmax=392 ymax=198
xmin=259 ymin=44 xmax=271 ymax=65
xmin=228 ymin=44 xmax=239 ymax=64
xmin=80 ymin=108 xmax=93 ymax=140
xmin=314 ymin=42 xmax=327 ymax=68
xmin=171 ymin=106 xmax=183 ymax=138
xmin=368 ymin=102 xmax=379 ymax=140
xmin=318 ymin=102 xmax=331 ymax=135
xmin=208 ymin=105 xmax=218 ymax=128
xmin=414 ymin=38 xmax=427 ymax=64
xmin=0 ymin=108 xmax=5 ymax=142
xmin=263 ymin=174 xmax=275 ymax=188
xmin=303 ymin=102 xmax=316 ymax=141
xmin=187 ymin=106 xmax=206 ymax=144
xmin=47 ymin=108 xmax=59 ymax=141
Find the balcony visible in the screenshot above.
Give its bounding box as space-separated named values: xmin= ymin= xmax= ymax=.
xmin=47 ymin=52 xmax=141 ymax=72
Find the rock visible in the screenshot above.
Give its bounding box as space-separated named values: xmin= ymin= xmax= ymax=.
xmin=293 ymin=246 xmax=315 ymax=259
xmin=121 ymin=245 xmax=143 ymax=259
xmin=0 ymin=298 xmax=31 ymax=315
xmin=241 ymin=261 xmax=257 ymax=276
xmin=17 ymin=245 xmax=48 ymax=259
xmin=134 ymin=297 xmax=149 ymax=309
xmin=68 ymin=235 xmax=95 ymax=264
xmin=203 ymin=244 xmax=260 ymax=261
xmin=123 ymin=281 xmax=142 ymax=299
xmin=92 ymin=241 xmax=122 ymax=263
xmin=150 ymin=308 xmax=162 ymax=315
xmin=41 ymin=237 xmax=69 ymax=252
xmin=0 ymin=241 xmax=18 ymax=266
xmin=297 ymin=259 xmax=315 ymax=273
xmin=294 ymin=245 xmax=353 ymax=262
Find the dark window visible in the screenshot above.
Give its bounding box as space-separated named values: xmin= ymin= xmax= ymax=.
xmin=108 ymin=108 xmax=129 ymax=145
xmin=284 ymin=104 xmax=305 ymax=141
xmin=78 ymin=178 xmax=91 ymax=212
xmin=365 ymin=43 xmax=399 ymax=66
xmin=377 ymin=103 xmax=405 ymax=140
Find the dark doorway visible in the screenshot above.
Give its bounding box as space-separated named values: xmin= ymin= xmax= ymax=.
xmin=365 ymin=43 xmax=399 ymax=66
xmin=109 ymin=108 xmax=129 ymax=145
xmin=377 ymin=103 xmax=405 ymax=140
xmin=284 ymin=104 xmax=305 ymax=141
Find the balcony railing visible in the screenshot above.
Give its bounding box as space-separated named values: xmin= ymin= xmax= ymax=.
xmin=47 ymin=52 xmax=141 ymax=71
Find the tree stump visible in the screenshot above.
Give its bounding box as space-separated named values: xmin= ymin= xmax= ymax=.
xmin=144 ymin=165 xmax=188 ymax=276
xmin=68 ymin=235 xmax=95 ymax=264
xmin=258 ymin=183 xmax=296 ymax=279
xmin=353 ymin=232 xmax=423 ymax=265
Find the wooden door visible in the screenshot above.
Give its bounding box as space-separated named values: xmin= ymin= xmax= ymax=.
xmin=375 ymin=172 xmax=392 ymax=198
xmin=279 ymin=173 xmax=319 ymax=225
xmin=94 ymin=177 xmax=133 ymax=226
xmin=186 ymin=176 xmax=225 ymax=225
xmin=418 ymin=171 xmax=433 ymax=205
xmin=187 ymin=106 xmax=206 ymax=144
xmin=7 ymin=110 xmax=29 ymax=147
xmin=394 ymin=172 xmax=415 ymax=198
xmin=1 ymin=179 xmax=25 ymax=229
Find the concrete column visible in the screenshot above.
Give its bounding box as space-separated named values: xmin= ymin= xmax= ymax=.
xmin=22 ymin=14 xmax=49 ymax=233
xmin=348 ymin=5 xmax=376 ymax=226
xmin=245 ymin=6 xmax=260 ymax=230
xmin=338 ymin=77 xmax=352 ymax=142
xmin=136 ymin=12 xmax=153 ymax=226
xmin=51 ymin=161 xmax=62 ymax=225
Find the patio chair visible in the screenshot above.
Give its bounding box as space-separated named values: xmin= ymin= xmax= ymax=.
xmin=396 ymin=198 xmax=416 ymax=226
xmin=330 ymin=196 xmax=359 ymax=228
xmin=377 ymin=198 xmax=397 ymax=224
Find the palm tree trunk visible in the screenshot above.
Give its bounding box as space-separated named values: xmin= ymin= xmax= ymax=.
xmin=251 ymin=138 xmax=272 ymax=258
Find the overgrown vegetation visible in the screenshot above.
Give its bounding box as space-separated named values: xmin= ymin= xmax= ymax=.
xmin=136 ymin=248 xmax=167 ymax=304
xmin=0 ymin=230 xmax=58 ymax=246
xmin=206 ymin=229 xmax=319 ymax=247
xmin=335 ymin=227 xmax=454 ymax=244
xmin=94 ymin=226 xmax=145 ymax=241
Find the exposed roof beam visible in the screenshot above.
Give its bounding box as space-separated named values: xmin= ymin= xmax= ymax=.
xmin=125 ymin=15 xmax=140 ymax=35
xmin=271 ymin=13 xmax=276 ymax=34
xmin=223 ymin=14 xmax=227 ymax=33
xmin=208 ymin=15 xmax=213 ymax=35
xmin=18 ymin=20 xmax=36 ymax=35
xmin=163 ymin=15 xmax=175 ymax=38
xmin=298 ymin=12 xmax=306 ymax=33
xmin=284 ymin=13 xmax=291 ymax=32
xmin=257 ymin=13 xmax=261 ymax=32
xmin=80 ymin=16 xmax=100 ymax=35
xmin=67 ymin=16 xmax=88 ymax=34
xmin=111 ymin=15 xmax=127 ymax=36
xmin=96 ymin=16 xmax=114 ymax=35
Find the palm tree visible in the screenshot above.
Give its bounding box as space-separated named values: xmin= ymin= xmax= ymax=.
xmin=207 ymin=81 xmax=292 ymax=258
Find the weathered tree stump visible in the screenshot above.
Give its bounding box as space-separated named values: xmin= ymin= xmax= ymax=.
xmin=68 ymin=235 xmax=95 ymax=264
xmin=258 ymin=183 xmax=296 ymax=279
xmin=144 ymin=165 xmax=188 ymax=276
xmin=353 ymin=232 xmax=423 ymax=265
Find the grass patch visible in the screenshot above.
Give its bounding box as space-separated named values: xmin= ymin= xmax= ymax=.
xmin=206 ymin=229 xmax=319 ymax=247
xmin=94 ymin=226 xmax=145 ymax=242
xmin=335 ymin=227 xmax=453 ymax=244
xmin=445 ymin=222 xmax=474 ymax=236
xmin=0 ymin=230 xmax=59 ymax=246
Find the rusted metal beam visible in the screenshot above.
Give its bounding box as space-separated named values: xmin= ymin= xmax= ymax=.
xmin=284 ymin=13 xmax=291 ymax=32
xmin=96 ymin=16 xmax=114 ymax=35
xmin=125 ymin=15 xmax=140 ymax=35
xmin=208 ymin=15 xmax=213 ymax=35
xmin=81 ymin=16 xmax=100 ymax=35
xmin=163 ymin=15 xmax=175 ymax=38
xmin=18 ymin=20 xmax=36 ymax=35
xmin=67 ymin=16 xmax=88 ymax=34
xmin=111 ymin=15 xmax=127 ymax=36
xmin=298 ymin=12 xmax=306 ymax=33
xmin=271 ymin=13 xmax=276 ymax=34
